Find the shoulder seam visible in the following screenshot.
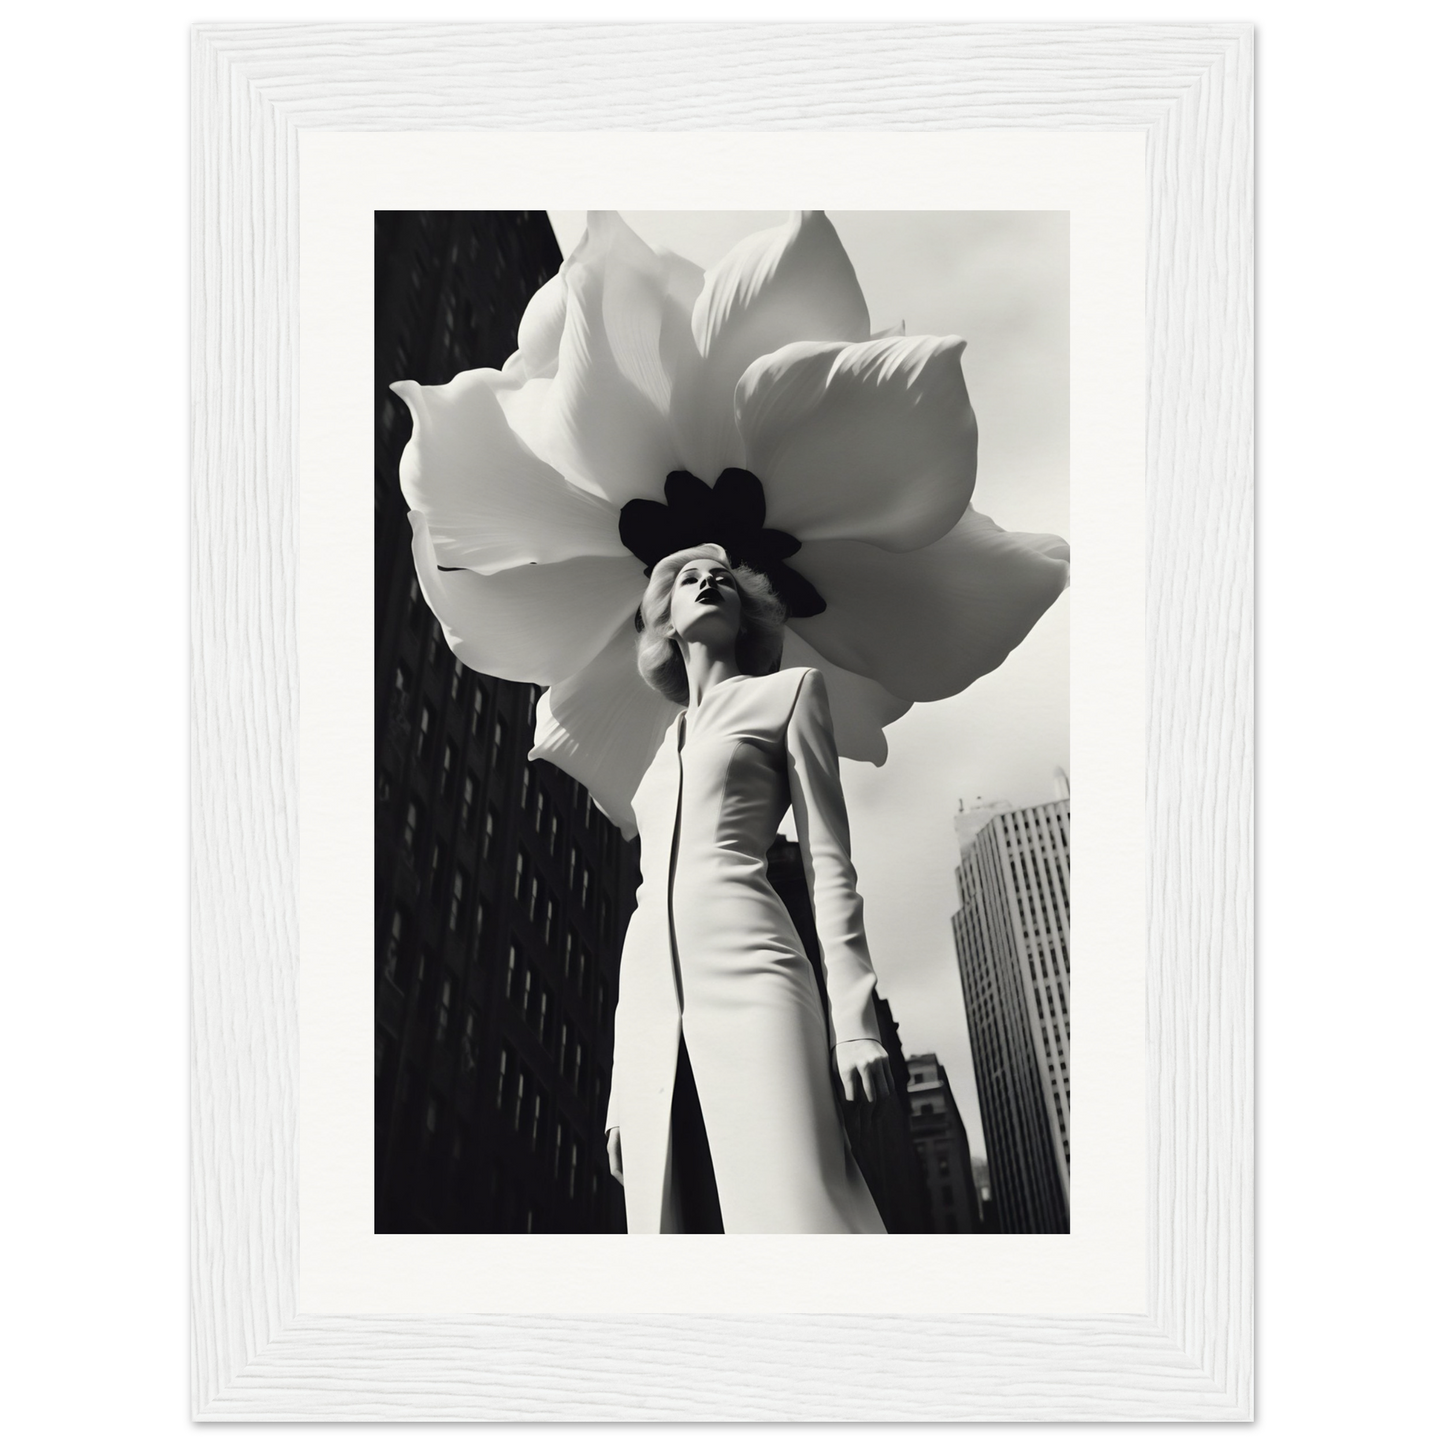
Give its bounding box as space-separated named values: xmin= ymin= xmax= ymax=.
xmin=782 ymin=666 xmax=818 ymax=734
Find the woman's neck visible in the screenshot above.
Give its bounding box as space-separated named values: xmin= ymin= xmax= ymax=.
xmin=677 ymin=639 xmax=741 ymax=711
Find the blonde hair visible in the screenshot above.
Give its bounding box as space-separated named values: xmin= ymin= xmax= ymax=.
xmin=636 ymin=544 xmax=787 ymax=704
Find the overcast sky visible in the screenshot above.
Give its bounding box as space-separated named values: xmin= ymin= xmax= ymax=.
xmin=550 ymin=211 xmax=1069 ymax=1159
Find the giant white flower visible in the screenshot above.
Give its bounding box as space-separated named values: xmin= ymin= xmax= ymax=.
xmin=394 ymin=211 xmax=1068 ymax=836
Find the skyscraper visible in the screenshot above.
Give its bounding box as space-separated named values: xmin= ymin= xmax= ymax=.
xmin=905 ymin=1053 xmax=984 ymax=1233
xmin=373 ymin=213 xmax=637 ymax=1233
xmin=951 ymin=793 xmax=1071 ymax=1234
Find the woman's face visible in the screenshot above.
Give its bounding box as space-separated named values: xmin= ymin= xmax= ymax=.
xmin=669 ymin=556 xmax=742 ymax=647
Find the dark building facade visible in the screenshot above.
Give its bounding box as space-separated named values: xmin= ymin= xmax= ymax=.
xmin=905 ymin=1053 xmax=984 ymax=1233
xmin=374 ymin=212 xmax=636 ymax=1232
xmin=765 ymin=838 xmax=931 ymax=1233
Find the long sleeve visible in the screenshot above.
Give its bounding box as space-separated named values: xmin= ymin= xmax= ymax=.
xmin=784 ymin=669 xmax=882 ymax=1048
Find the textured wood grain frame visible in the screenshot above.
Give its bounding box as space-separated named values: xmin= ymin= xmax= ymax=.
xmin=191 ymin=22 xmax=1252 ymax=1421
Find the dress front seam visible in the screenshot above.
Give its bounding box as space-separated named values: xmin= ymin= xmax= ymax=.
xmin=665 ymin=715 xmax=686 ymax=1016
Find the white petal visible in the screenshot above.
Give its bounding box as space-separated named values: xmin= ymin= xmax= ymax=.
xmin=515 ymin=273 xmax=566 ymax=379
xmin=789 ymin=509 xmax=1069 ymax=702
xmin=737 ymin=334 xmax=977 ymax=552
xmin=672 ymin=211 xmax=870 ymax=483
xmin=392 ymin=373 xmax=626 ymax=573
xmin=779 ymin=631 xmax=911 ymax=765
xmin=522 ymin=212 xmax=684 ymax=507
xmin=530 ymin=619 xmax=681 ymax=838
xmin=409 ymin=511 xmax=645 ymax=685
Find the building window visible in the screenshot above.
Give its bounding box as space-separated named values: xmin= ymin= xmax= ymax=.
xmin=563 ymin=928 xmax=577 ymax=981
xmin=527 ymin=873 xmax=541 ymax=924
xmin=429 ymin=841 xmax=446 ymax=902
xmin=483 ymin=807 xmax=499 ymax=863
xmin=448 ymin=868 xmax=467 ymax=931
xmin=392 ymin=661 xmax=412 ymax=712
xmin=513 ymin=847 xmax=527 ymax=900
xmin=568 ymin=1140 xmax=579 ymax=1199
xmin=568 ymin=845 xmax=578 ymax=892
xmin=407 ymin=577 xmax=425 ymax=629
xmin=450 ymin=656 xmax=465 ymax=700
xmin=440 ymin=740 xmax=455 ymax=798
xmin=436 ymin=976 xmax=453 ymax=1043
xmin=522 ymin=966 xmax=535 ymax=1024
xmin=511 ymin=1069 xmax=527 ymax=1131
xmin=415 ymin=702 xmax=433 ymax=759
xmin=384 ymin=908 xmax=405 ymax=985
xmin=461 ymin=774 xmax=478 ymax=835
xmin=425 ymin=1095 xmax=439 ymax=1135
xmin=473 ymin=898 xmax=488 ymax=948
xmin=543 ymin=895 xmax=557 ymax=946
xmin=505 ymin=942 xmax=521 ymax=1000
xmin=521 ymin=763 xmax=535 ymax=811
xmin=490 ymin=717 xmax=508 ymax=771
xmin=461 ymin=1011 xmax=478 ymax=1073
xmin=495 ymin=1046 xmax=512 ymax=1110
xmin=537 ymin=986 xmax=552 ymax=1049
xmin=548 ymin=815 xmax=560 ymax=857
xmin=471 ymin=688 xmax=485 ymax=738
xmin=580 ymin=865 xmax=592 ymax=911
xmin=402 ymin=800 xmax=422 ymax=858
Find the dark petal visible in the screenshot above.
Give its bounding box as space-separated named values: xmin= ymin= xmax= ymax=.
xmin=618 ymin=497 xmax=685 ymax=568
xmin=757 ymin=525 xmax=803 ymax=557
xmin=769 ymin=561 xmax=827 ymax=618
xmin=711 ymin=468 xmax=767 ymax=533
xmin=663 ymin=470 xmax=712 ymax=517
xmin=748 ymin=527 xmax=803 ymax=563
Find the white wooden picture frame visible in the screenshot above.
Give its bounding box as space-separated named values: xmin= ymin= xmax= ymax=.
xmin=191 ymin=22 xmax=1252 ymax=1421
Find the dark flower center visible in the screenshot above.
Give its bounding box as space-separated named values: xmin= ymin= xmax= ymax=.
xmin=618 ymin=468 xmax=826 ymax=618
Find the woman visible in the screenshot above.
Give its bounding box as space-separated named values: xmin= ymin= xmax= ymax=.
xmin=603 ymin=542 xmax=894 ymax=1234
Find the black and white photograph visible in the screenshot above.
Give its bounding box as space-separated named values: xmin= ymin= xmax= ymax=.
xmin=189 ymin=19 xmax=1254 ymax=1421
xmin=373 ymin=209 xmax=1070 ymax=1235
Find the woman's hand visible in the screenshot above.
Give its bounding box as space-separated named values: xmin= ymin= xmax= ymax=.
xmin=606 ymin=1126 xmax=624 ymax=1186
xmin=834 ymin=1039 xmax=894 ymax=1106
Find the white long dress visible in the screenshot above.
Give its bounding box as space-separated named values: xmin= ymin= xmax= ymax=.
xmin=604 ymin=666 xmax=886 ymax=1233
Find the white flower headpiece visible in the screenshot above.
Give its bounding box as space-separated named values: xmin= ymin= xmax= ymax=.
xmin=394 ymin=211 xmax=1068 ymax=836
